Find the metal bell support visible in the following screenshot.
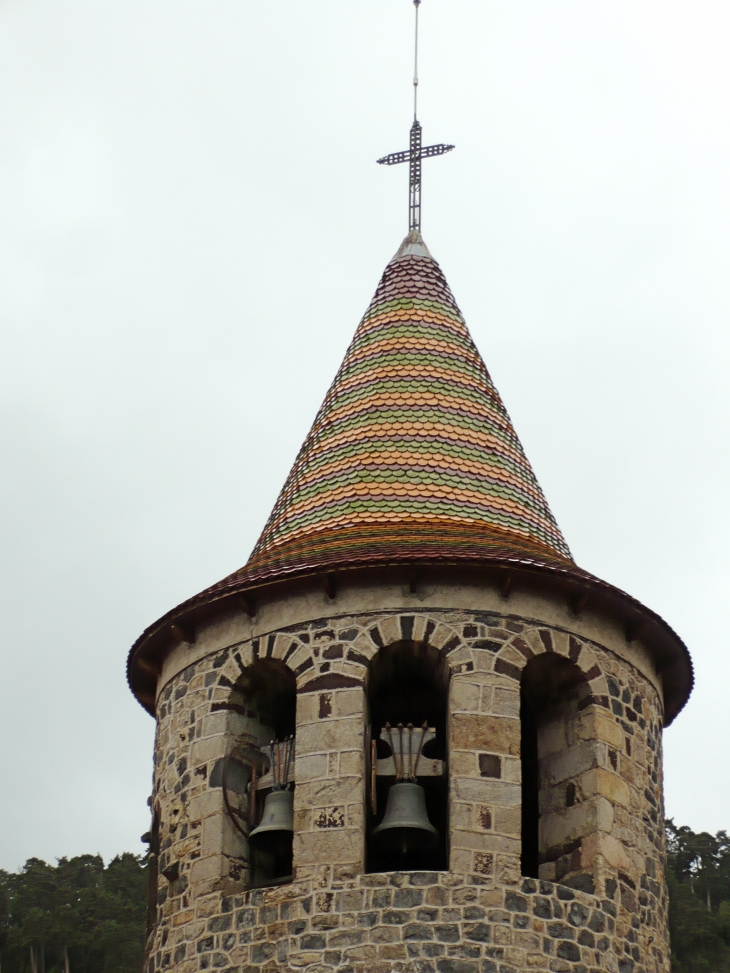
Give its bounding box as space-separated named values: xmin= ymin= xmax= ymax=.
xmin=372 ymin=722 xmax=439 ymax=856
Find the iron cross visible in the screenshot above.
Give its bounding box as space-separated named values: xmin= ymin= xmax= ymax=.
xmin=376 ymin=1 xmax=454 ymax=232
xmin=377 ymin=122 xmax=454 ymax=233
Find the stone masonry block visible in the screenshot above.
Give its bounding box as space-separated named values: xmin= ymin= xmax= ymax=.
xmin=579 ymin=768 xmax=630 ymax=807
xmin=577 ymin=712 xmax=623 ymax=749
xmin=189 ymin=855 xmax=221 ymax=886
xmin=295 ymin=752 xmax=328 ymax=782
xmin=378 ymin=616 xmax=401 ymax=645
xmin=580 ymin=831 xmax=631 ymax=872
xmin=335 ymin=688 xmax=364 ymax=717
xmin=450 ymin=751 xmax=478 ymax=777
xmin=187 ymin=790 xmax=224 ymax=822
xmin=491 ymin=688 xmax=520 ymax=718
xmin=191 ymin=737 xmax=227 ymax=766
xmin=296 ymin=693 xmax=318 ymax=724
xmin=502 ymin=757 xmax=521 ymax=783
xmin=451 ymin=828 xmax=493 ymax=852
xmin=540 ymin=740 xmax=605 ymax=786
xmin=451 ymin=714 xmax=520 ymax=756
xmin=539 ymin=796 xmax=614 ymax=852
xmin=294 ymin=830 xmax=363 ymax=866
xmin=452 ymin=778 xmax=521 ymax=806
xmin=494 ymin=805 xmax=521 ymax=837
xmin=339 ymin=749 xmax=364 ymax=775
xmin=296 ymin=777 xmax=362 ymax=808
xmin=500 ymin=645 xmax=527 ymax=669
xmin=297 ymin=718 xmax=362 ymax=754
xmin=450 ymin=678 xmax=482 ymax=714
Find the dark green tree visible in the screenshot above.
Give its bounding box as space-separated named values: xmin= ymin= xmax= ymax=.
xmin=667 ymin=819 xmax=730 ymax=972
xmin=0 ymin=855 xmax=147 ymax=973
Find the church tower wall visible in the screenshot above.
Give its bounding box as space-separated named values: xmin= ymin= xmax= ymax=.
xmin=146 ymin=579 xmax=670 ymax=973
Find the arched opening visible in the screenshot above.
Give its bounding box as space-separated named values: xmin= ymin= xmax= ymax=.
xmin=520 ymin=654 xmax=590 ymax=880
xmin=366 ymin=641 xmax=449 ymax=873
xmin=222 ymin=659 xmax=296 ymax=889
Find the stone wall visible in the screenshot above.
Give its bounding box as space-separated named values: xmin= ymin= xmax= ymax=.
xmin=146 ymin=603 xmax=668 ymax=973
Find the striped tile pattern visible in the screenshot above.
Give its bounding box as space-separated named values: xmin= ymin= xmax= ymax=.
xmin=241 ymin=232 xmax=571 ymax=582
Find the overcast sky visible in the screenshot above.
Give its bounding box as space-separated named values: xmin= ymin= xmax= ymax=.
xmin=1 ymin=0 xmax=728 ymax=872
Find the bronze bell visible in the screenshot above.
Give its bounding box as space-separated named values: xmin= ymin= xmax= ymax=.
xmin=249 ymin=789 xmax=293 ymax=884
xmin=373 ymin=781 xmax=438 ymax=856
xmin=249 ymin=789 xmax=293 ymax=842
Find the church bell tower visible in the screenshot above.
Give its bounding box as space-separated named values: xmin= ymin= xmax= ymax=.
xmin=128 ymin=5 xmax=693 ymax=972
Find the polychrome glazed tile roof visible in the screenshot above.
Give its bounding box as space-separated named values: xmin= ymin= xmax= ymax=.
xmin=235 ymin=230 xmax=572 ymax=584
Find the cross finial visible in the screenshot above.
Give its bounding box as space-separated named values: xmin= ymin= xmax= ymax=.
xmin=377 ymin=0 xmax=454 ymax=233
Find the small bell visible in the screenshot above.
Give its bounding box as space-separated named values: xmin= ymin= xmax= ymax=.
xmin=249 ymin=790 xmax=293 ymax=884
xmin=373 ymin=780 xmax=438 ymax=857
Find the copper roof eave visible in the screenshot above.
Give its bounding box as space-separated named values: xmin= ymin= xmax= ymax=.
xmin=127 ymin=555 xmax=693 ymax=727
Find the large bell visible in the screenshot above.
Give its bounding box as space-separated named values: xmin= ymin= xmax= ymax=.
xmin=250 ymin=789 xmax=293 ymax=841
xmin=373 ymin=781 xmax=438 ymax=857
xmin=249 ymin=790 xmax=293 ymax=885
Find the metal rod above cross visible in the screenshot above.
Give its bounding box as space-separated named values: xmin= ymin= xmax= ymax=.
xmin=376 ymin=1 xmax=454 ymax=232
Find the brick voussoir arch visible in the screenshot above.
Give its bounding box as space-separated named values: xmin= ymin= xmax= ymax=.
xmin=493 ymin=625 xmax=611 ymax=711
xmin=210 ymin=612 xmax=480 ymax=699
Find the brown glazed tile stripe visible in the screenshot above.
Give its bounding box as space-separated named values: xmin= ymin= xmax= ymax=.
xmin=237 ymin=233 xmax=572 ymax=582
xmin=238 ymin=520 xmax=571 ymax=586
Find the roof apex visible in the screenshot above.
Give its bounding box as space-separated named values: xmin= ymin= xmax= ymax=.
xmin=392 ymin=229 xmax=433 ymax=260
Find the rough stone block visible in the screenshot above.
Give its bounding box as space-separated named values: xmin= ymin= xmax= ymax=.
xmin=579 ymin=768 xmax=630 ymax=807
xmin=491 ymin=688 xmax=520 ymax=718
xmin=580 ymin=831 xmax=631 ymax=871
xmin=295 ymin=752 xmax=328 ymax=782
xmin=540 ymin=740 xmax=605 ymax=786
xmin=450 ymin=678 xmax=482 ymax=713
xmin=494 ymin=805 xmax=521 ymax=837
xmin=294 ymin=830 xmax=362 ymax=866
xmin=451 ymin=751 xmax=478 ymax=776
xmin=453 ymin=778 xmax=521 ymax=806
xmin=335 ymin=688 xmax=364 ymax=717
xmin=451 ymin=714 xmax=520 ymax=756
xmin=540 ymin=796 xmax=614 ymax=852
xmin=191 ymin=737 xmax=226 ymax=766
xmin=189 ymin=855 xmax=221 ymax=885
xmin=339 ymin=749 xmax=364 ymax=776
xmin=296 ymin=777 xmax=361 ymax=808
xmin=296 ymin=693 xmax=318 ymax=724
xmin=297 ymin=717 xmax=362 ymax=754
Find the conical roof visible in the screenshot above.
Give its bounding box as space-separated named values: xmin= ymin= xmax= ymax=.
xmin=235 ymin=231 xmax=572 ymax=585
xmin=127 ymin=229 xmax=694 ymax=725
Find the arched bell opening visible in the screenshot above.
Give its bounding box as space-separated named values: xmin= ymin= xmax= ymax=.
xmin=365 ymin=640 xmax=449 ymax=873
xmin=222 ymin=658 xmax=296 ymax=889
xmin=520 ymin=653 xmax=591 ymax=880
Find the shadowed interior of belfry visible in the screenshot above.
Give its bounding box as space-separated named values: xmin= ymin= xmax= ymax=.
xmin=366 ymin=641 xmax=449 ymax=874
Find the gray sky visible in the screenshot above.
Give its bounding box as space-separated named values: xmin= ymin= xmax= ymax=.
xmin=1 ymin=0 xmax=728 ymax=872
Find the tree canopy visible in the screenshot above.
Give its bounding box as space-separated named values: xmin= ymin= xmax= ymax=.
xmin=0 ymin=854 xmax=146 ymax=973
xmin=666 ymin=820 xmax=730 ymax=972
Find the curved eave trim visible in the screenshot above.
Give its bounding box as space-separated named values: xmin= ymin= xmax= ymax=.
xmin=127 ymin=556 xmax=693 ymax=727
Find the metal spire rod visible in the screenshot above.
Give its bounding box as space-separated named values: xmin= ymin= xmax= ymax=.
xmin=376 ymin=0 xmax=454 ymax=233
xmin=413 ymin=0 xmax=420 ymax=121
